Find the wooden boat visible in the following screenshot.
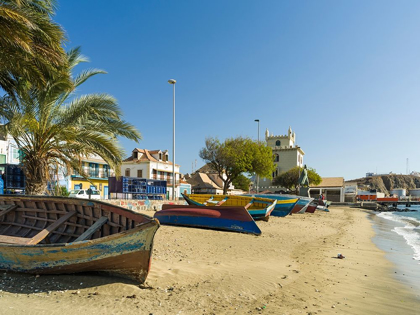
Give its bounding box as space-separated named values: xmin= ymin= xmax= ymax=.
xmin=290 ymin=196 xmax=314 ymax=214
xmin=242 ymin=194 xmax=299 ymax=217
xmin=154 ymin=204 xmax=261 ymax=235
xmin=182 ymin=194 xmax=277 ymax=221
xmin=0 ymin=195 xmax=159 ymax=283
xmin=305 ymin=202 xmax=318 ymax=213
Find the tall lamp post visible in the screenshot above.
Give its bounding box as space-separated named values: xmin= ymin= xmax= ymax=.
xmin=168 ymin=79 xmax=176 ymax=200
xmin=254 ymin=119 xmax=260 ymax=193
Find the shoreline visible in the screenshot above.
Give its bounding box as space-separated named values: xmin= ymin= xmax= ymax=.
xmin=369 ymin=211 xmax=420 ymax=294
xmin=0 ymin=206 xmax=419 ymax=314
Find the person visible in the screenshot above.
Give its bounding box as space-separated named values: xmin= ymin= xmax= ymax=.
xmin=321 ymin=194 xmax=325 ymax=200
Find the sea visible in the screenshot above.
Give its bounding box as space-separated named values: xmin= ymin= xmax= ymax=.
xmin=369 ymin=205 xmax=420 ymax=294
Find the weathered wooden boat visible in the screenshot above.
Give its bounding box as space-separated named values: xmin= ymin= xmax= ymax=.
xmin=242 ymin=194 xmax=299 ymax=217
xmin=154 ymin=204 xmax=261 ymax=235
xmin=182 ymin=194 xmax=277 ymax=221
xmin=0 ymin=195 xmax=159 ymax=283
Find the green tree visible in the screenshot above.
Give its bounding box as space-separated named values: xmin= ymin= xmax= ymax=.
xmin=0 ymin=0 xmax=69 ymax=95
xmin=232 ymin=173 xmax=251 ymax=192
xmin=0 ymin=48 xmax=141 ymax=195
xmin=199 ymin=137 xmax=275 ymax=194
xmin=273 ymin=166 xmax=322 ymax=192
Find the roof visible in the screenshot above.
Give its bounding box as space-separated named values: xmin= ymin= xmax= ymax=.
xmin=123 ymin=148 xmax=178 ymax=166
xmin=311 ymin=177 xmax=344 ymax=188
xmin=185 ymin=172 xmax=223 ymax=190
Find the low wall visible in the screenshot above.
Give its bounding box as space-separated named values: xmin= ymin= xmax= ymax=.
xmin=103 ymin=199 xmax=187 ymax=212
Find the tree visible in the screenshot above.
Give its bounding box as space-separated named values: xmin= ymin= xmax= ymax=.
xmin=232 ymin=173 xmax=251 ymax=192
xmin=273 ymin=166 xmax=322 ymax=192
xmin=0 ymin=0 xmax=69 ymax=95
xmin=199 ymin=137 xmax=275 ymax=194
xmin=0 ymin=48 xmax=141 ymax=195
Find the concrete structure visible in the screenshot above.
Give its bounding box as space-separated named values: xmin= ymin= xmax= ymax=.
xmin=309 ymin=177 xmax=345 ymax=202
xmin=390 ymin=188 xmax=406 ymax=198
xmin=409 ymin=189 xmax=420 ymax=197
xmin=122 ymin=148 xmax=181 ymax=199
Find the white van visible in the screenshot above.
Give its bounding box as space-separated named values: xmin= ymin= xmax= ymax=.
xmin=69 ymin=189 xmax=101 ymax=200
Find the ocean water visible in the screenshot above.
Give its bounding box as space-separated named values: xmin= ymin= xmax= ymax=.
xmin=377 ymin=205 xmax=420 ymax=262
xmin=370 ymin=205 xmax=420 ymax=293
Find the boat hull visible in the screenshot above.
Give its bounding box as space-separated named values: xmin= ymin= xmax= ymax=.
xmin=243 ymin=194 xmax=300 ymax=217
xmin=0 ymin=196 xmax=159 ymax=283
xmin=182 ymin=194 xmax=276 ymax=221
xmin=155 ymin=205 xmax=261 ymax=235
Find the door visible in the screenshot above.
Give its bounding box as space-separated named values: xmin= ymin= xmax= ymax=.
xmin=104 ymin=186 xmax=109 ymax=199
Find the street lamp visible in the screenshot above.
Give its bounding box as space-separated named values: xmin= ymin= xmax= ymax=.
xmin=254 ymin=119 xmax=260 ymax=193
xmin=254 ymin=119 xmax=260 ymax=142
xmin=168 ymin=79 xmax=176 ymax=200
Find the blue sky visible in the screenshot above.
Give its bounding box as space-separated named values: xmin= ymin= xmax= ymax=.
xmin=55 ymin=1 xmax=420 ymax=180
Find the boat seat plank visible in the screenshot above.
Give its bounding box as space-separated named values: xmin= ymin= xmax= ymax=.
xmin=74 ymin=216 xmax=108 ymax=242
xmin=27 ymin=211 xmax=78 ymax=245
xmin=216 ymin=197 xmax=228 ymax=206
xmin=244 ymin=199 xmax=255 ymax=210
xmin=0 ymin=205 xmax=19 ymax=218
xmin=0 ymin=235 xmax=33 ymax=245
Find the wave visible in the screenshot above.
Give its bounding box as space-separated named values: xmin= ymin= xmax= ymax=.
xmin=377 ymin=212 xmax=420 ymax=262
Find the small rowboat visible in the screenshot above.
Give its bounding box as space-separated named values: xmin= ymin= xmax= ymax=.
xmin=154 ymin=204 xmax=261 ymax=235
xmin=182 ymin=194 xmax=277 ymax=221
xmin=290 ymin=196 xmax=314 ymax=214
xmin=0 ymin=196 xmax=159 ymax=283
xmin=242 ymin=194 xmax=299 ymax=217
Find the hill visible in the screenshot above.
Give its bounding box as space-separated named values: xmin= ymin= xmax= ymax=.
xmin=346 ymin=175 xmax=420 ymax=195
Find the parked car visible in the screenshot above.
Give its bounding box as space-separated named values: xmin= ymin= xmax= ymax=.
xmin=69 ymin=189 xmax=101 ymax=199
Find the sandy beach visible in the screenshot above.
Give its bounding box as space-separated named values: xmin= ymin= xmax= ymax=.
xmin=0 ymin=206 xmax=419 ymax=314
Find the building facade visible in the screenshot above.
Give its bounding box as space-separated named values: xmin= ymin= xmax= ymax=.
xmin=122 ymin=149 xmax=181 ymax=199
xmin=60 ymin=155 xmax=113 ymax=199
xmin=258 ymin=127 xmax=305 ymax=192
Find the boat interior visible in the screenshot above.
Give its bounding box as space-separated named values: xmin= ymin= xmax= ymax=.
xmin=0 ymin=197 xmax=151 ymax=245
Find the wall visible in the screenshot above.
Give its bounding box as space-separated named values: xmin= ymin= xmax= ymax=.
xmin=103 ymin=199 xmax=186 ymax=212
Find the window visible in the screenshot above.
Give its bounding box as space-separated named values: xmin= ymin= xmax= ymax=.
xmin=274 ymin=154 xmax=279 ymax=162
xmin=137 ymin=170 xmax=143 ymax=178
xmin=89 ymin=163 xmax=99 ymax=177
xmin=275 ymin=140 xmax=281 ymax=146
xmin=159 ymin=153 xmax=162 ymax=160
xmin=103 ymin=165 xmax=110 ymax=177
xmin=125 ymin=168 xmax=130 ymax=177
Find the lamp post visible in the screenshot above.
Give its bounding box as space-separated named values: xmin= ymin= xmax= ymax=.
xmin=254 ymin=119 xmax=260 ymax=193
xmin=168 ymin=79 xmax=176 ymax=200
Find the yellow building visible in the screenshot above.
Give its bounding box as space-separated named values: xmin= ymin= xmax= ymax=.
xmin=69 ymin=155 xmax=114 ymax=199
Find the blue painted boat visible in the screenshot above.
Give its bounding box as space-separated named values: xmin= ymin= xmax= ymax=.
xmin=154 ymin=204 xmax=261 ymax=235
xmin=242 ymin=194 xmax=300 ymax=217
xmin=182 ymin=194 xmax=277 ymax=221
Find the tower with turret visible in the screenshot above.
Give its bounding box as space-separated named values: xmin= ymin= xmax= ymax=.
xmin=264 ymin=126 xmax=305 ymax=180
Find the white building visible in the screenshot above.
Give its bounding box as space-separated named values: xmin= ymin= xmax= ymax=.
xmin=122 ymin=148 xmax=181 ymax=199
xmin=258 ymin=127 xmax=305 ymax=192
xmin=0 ymin=134 xmax=20 ymax=165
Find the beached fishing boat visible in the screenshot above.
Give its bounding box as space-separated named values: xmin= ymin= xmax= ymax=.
xmin=290 ymin=196 xmax=314 ymax=214
xmin=305 ymin=202 xmax=318 ymax=213
xmin=0 ymin=196 xmax=159 ymax=283
xmin=154 ymin=204 xmax=261 ymax=235
xmin=182 ymin=194 xmax=277 ymax=221
xmin=242 ymin=194 xmax=299 ymax=217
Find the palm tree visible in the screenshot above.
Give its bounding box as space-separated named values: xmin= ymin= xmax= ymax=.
xmin=0 ymin=0 xmax=69 ymax=95
xmin=0 ymin=48 xmax=141 ymax=195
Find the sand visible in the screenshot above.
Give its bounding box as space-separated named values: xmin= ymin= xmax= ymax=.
xmin=0 ymin=206 xmax=419 ymax=314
